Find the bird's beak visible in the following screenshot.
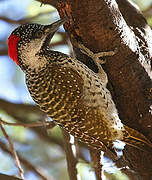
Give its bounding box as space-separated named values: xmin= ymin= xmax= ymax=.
xmin=45 ymin=18 xmax=66 ymax=34
xmin=43 ymin=18 xmax=67 ymax=47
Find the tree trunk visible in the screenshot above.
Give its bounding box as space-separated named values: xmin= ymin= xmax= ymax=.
xmin=57 ymin=0 xmax=152 ymax=179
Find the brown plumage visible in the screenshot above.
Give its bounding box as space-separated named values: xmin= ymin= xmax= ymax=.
xmin=8 ymin=19 xmax=152 ymax=154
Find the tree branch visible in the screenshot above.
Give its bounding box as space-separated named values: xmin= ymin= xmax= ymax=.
xmin=0 ymin=140 xmax=50 ymax=180
xmin=90 ymin=150 xmax=102 ymax=180
xmin=0 ymin=12 xmax=54 ymax=25
xmin=0 ymin=173 xmax=22 ymax=180
xmin=0 ymin=117 xmax=55 ymax=128
xmin=62 ymin=130 xmax=78 ymax=180
xmin=0 ymin=122 xmax=24 ymax=179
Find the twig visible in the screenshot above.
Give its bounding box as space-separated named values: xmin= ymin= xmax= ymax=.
xmin=62 ymin=129 xmax=78 ymax=180
xmin=0 ymin=11 xmax=54 ymax=25
xmin=90 ymin=149 xmax=102 ymax=180
xmin=0 ymin=99 xmax=45 ymax=117
xmin=0 ymin=140 xmax=51 ymax=180
xmin=0 ymin=118 xmax=55 ymax=128
xmin=0 ymin=123 xmax=24 ymax=179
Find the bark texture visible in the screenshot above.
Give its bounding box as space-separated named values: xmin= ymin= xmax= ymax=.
xmin=56 ymin=0 xmax=152 ymax=179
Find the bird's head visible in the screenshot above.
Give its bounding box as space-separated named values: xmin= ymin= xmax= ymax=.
xmin=7 ymin=19 xmax=65 ymax=71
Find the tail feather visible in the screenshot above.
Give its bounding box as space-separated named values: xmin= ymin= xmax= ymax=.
xmin=123 ymin=125 xmax=152 ymax=153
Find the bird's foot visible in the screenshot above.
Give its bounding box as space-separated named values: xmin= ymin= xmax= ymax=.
xmin=77 ymin=43 xmax=117 ymax=85
xmin=78 ymin=43 xmax=117 ymax=64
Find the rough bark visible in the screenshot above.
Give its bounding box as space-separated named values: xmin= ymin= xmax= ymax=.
xmin=56 ymin=0 xmax=152 ymax=179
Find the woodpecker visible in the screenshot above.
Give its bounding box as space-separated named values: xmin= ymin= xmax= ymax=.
xmin=8 ymin=19 xmax=152 ymax=154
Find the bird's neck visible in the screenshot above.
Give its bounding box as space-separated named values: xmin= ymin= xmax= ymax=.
xmin=18 ymin=48 xmax=69 ymax=73
xmin=18 ymin=47 xmax=49 ymax=73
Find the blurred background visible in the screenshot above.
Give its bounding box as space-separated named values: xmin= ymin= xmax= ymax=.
xmin=0 ymin=0 xmax=152 ymax=180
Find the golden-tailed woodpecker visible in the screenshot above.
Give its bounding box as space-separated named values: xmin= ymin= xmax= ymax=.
xmin=7 ymin=19 xmax=152 ymax=154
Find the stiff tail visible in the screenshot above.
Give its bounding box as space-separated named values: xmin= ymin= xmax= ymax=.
xmin=123 ymin=125 xmax=152 ymax=153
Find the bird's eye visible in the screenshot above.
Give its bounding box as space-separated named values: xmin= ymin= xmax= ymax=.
xmin=35 ymin=31 xmax=43 ymax=38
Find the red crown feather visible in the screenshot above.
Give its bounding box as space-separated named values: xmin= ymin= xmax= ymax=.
xmin=7 ymin=34 xmax=20 ymax=65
